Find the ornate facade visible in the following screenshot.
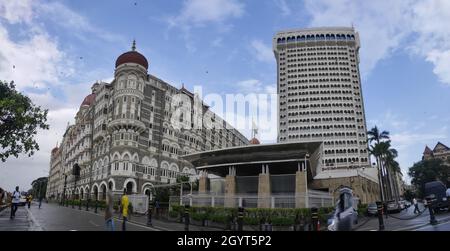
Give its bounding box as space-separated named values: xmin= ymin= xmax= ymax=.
xmin=46 ymin=42 xmax=249 ymax=201
xmin=423 ymin=142 xmax=450 ymax=164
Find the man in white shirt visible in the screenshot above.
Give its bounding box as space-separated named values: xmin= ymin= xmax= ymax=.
xmin=413 ymin=198 xmax=420 ymax=214
xmin=10 ymin=186 xmax=21 ymax=219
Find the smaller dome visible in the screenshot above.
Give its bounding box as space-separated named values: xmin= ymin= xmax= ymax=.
xmin=249 ymin=137 xmax=260 ymax=145
xmin=80 ymin=93 xmax=96 ymax=107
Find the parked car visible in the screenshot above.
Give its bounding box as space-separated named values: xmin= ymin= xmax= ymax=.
xmin=424 ymin=181 xmax=449 ymax=211
xmin=386 ymin=200 xmax=401 ymax=213
xmin=328 ymin=187 xmax=358 ymax=231
xmin=19 ymin=195 xmax=27 ymax=206
xmin=366 ymin=203 xmax=378 ymax=216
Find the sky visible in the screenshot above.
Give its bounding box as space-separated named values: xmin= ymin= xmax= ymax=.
xmin=1 ymin=0 xmax=450 ymax=191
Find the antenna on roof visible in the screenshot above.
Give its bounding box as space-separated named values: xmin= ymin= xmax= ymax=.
xmin=132 ymin=39 xmax=136 ymax=51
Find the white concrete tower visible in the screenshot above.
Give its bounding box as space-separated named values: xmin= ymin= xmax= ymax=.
xmin=273 ymin=27 xmax=371 ymax=178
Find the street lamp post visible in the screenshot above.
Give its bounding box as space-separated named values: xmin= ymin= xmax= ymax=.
xmin=304 ymin=154 xmax=310 ymax=208
xmin=62 ymin=174 xmax=67 ymax=206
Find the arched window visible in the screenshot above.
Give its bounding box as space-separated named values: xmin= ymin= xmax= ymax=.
xmin=123 ymin=154 xmax=130 ymax=171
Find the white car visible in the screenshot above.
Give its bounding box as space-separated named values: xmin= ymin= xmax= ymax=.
xmin=19 ymin=195 xmax=27 ymax=206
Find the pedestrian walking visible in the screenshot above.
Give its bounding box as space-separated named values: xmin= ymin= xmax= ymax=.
xmin=10 ymin=186 xmax=20 ymax=219
xmin=120 ymin=188 xmax=129 ymax=231
xmin=413 ymin=198 xmax=420 ymax=214
xmin=38 ymin=196 xmax=43 ymax=209
xmin=105 ymin=183 xmax=115 ymax=231
xmin=155 ymin=200 xmax=160 ymax=219
xmin=27 ymin=194 xmax=32 ymax=209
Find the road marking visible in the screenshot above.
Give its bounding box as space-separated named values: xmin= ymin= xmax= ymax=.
xmin=89 ymin=220 xmax=100 ymax=227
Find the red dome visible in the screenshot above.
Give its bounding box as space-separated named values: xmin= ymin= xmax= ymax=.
xmin=115 ymin=51 xmax=148 ymax=70
xmin=249 ymin=137 xmax=260 ymax=145
xmin=80 ymin=93 xmax=96 ymax=107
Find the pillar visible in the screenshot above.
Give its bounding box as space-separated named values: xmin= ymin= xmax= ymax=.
xmin=295 ymin=162 xmax=308 ymax=208
xmin=199 ymin=171 xmax=209 ymax=194
xmin=225 ymin=166 xmax=236 ymax=208
xmin=258 ymin=164 xmax=271 ymax=208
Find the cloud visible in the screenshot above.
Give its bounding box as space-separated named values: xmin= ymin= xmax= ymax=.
xmin=274 ymin=0 xmax=292 ymax=16
xmin=0 ymin=25 xmax=71 ymax=90
xmin=167 ymin=0 xmax=244 ymax=52
xmin=0 ymin=0 xmax=118 ymax=191
xmin=169 ymin=0 xmax=244 ymax=27
xmin=304 ymin=0 xmax=414 ymax=78
xmin=250 ymin=40 xmax=274 ymax=63
xmin=36 ymin=2 xmax=123 ymax=43
xmin=303 ymin=0 xmax=450 ymax=85
xmin=236 ymin=79 xmax=276 ymax=94
xmin=0 ymin=0 xmax=34 ymax=24
xmin=211 ymin=37 xmax=223 ymax=47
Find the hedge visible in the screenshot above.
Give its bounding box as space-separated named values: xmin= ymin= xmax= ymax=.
xmin=169 ymin=205 xmax=334 ymax=226
xmin=65 ymin=199 xmax=133 ymax=213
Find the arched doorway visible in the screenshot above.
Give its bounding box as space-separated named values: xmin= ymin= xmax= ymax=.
xmin=126 ymin=182 xmax=133 ymax=195
xmin=80 ymin=188 xmax=84 ymax=200
xmin=101 ymin=184 xmax=107 ymax=200
xmin=93 ymin=186 xmax=98 ymax=201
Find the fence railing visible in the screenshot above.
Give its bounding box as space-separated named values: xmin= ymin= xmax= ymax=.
xmin=169 ymin=190 xmax=334 ymax=209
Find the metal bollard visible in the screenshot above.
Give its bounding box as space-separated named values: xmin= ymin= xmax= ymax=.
xmin=79 ymin=200 xmax=82 ymax=210
xmin=237 ymin=207 xmax=244 ymax=231
xmin=147 ymin=203 xmax=153 ymax=226
xmin=311 ymin=207 xmax=319 ymax=231
xmin=71 ymin=199 xmax=74 ymax=209
xmin=376 ymin=201 xmax=385 ymax=230
xmin=86 ymin=199 xmax=89 ymax=211
xmin=184 ymin=205 xmax=190 ymax=231
xmin=94 ymin=199 xmax=98 ymax=214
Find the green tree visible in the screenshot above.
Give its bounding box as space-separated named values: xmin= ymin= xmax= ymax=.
xmin=408 ymin=159 xmax=449 ymax=197
xmin=367 ymin=126 xmax=390 ymax=145
xmin=0 ymin=80 xmax=49 ymax=162
xmin=403 ymin=189 xmax=415 ymax=201
xmin=368 ymin=126 xmax=402 ymax=202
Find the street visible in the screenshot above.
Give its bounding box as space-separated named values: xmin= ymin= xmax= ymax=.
xmin=1 ymin=201 xmax=449 ymax=231
xmin=354 ymin=203 xmax=450 ymax=231
xmin=0 ymin=206 xmax=31 ymax=231
xmin=0 ymin=201 xmax=220 ymax=231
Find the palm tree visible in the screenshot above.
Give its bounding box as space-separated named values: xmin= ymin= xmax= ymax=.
xmin=369 ymin=142 xmax=387 ymax=201
xmin=384 ymin=146 xmax=401 ymax=202
xmin=367 ymin=126 xmax=390 ymax=145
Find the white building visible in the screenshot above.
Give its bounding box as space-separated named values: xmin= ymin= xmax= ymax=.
xmin=46 ymin=41 xmax=249 ymax=201
xmin=273 ymin=27 xmax=378 ymax=200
